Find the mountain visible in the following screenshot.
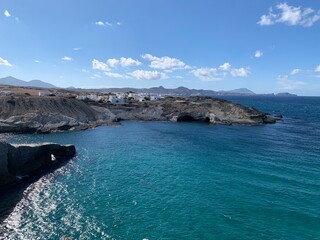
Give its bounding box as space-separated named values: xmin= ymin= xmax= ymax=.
xmin=275 ymin=92 xmax=298 ymax=97
xmin=68 ymin=86 xmax=259 ymax=96
xmin=0 ymin=76 xmax=56 ymax=88
xmin=227 ymin=88 xmax=255 ymax=95
xmin=67 ymin=86 xmax=219 ymax=96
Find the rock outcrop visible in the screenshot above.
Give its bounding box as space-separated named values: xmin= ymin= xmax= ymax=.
xmin=0 ymin=96 xmax=117 ymax=133
xmin=0 ymin=96 xmax=281 ymax=134
xmin=108 ymin=96 xmax=281 ymax=125
xmin=0 ymin=142 xmax=76 ymax=190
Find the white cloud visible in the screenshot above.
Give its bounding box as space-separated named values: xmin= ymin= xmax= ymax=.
xmin=82 ymin=69 xmax=89 ymax=73
xmin=119 ymin=57 xmax=142 ymax=67
xmin=277 ymin=75 xmax=306 ymax=90
xmin=0 ymin=57 xmax=13 ymax=67
xmin=219 ymin=62 xmax=232 ymax=71
xmin=95 ymin=21 xmax=105 ymax=26
xmin=92 ymin=59 xmax=110 ymax=71
xmin=107 ymin=58 xmax=119 ymax=67
xmin=230 ymin=68 xmax=250 ymax=77
xmin=315 ymin=65 xmax=320 ymax=72
xmin=131 ymin=70 xmax=167 ymax=80
xmin=258 ymin=3 xmax=320 ymax=27
xmin=107 ymin=57 xmax=142 ymax=68
xmin=117 ymin=22 xmax=122 ymax=26
xmin=141 ymin=54 xmax=189 ymax=70
xmin=105 ymin=72 xmax=127 ymax=79
xmin=94 ymin=74 xmax=102 ymax=78
xmin=291 ymin=68 xmax=302 ymax=75
xmin=95 ymin=21 xmax=112 ymax=27
xmin=61 ymin=56 xmax=73 ymax=61
xmin=34 ymin=60 xmax=40 ymax=63
xmin=193 ymin=63 xmax=250 ymax=81
xmin=4 ymin=10 xmax=11 ymax=17
xmin=254 ymin=50 xmax=263 ymax=58
xmin=73 ymin=47 xmax=81 ymax=51
xmin=4 ymin=10 xmax=19 ymax=22
xmin=191 ymin=68 xmax=220 ymax=81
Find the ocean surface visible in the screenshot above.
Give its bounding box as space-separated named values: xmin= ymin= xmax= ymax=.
xmin=0 ymin=96 xmax=320 ymax=240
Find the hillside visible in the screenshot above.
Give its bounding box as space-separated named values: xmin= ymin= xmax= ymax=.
xmin=0 ymin=96 xmax=116 ymax=133
xmin=0 ymin=76 xmax=56 ymax=89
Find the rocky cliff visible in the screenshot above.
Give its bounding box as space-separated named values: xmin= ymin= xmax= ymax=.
xmin=0 ymin=96 xmax=116 ymax=133
xmin=109 ymin=96 xmax=281 ymax=125
xmin=0 ymin=96 xmax=280 ymax=134
xmin=0 ymin=142 xmax=75 ymax=190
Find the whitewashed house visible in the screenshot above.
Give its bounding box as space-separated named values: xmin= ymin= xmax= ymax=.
xmin=0 ymin=91 xmax=12 ymax=96
xmin=39 ymin=91 xmax=48 ymax=97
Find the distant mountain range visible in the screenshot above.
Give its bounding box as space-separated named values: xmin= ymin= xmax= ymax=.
xmin=0 ymin=76 xmax=56 ymax=89
xmin=70 ymin=86 xmax=296 ymax=96
xmin=0 ymin=76 xmax=297 ymax=96
xmin=67 ymin=85 xmax=259 ymax=96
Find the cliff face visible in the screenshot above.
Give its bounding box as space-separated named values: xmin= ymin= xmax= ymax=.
xmin=0 ymin=96 xmax=280 ymax=134
xmin=111 ymin=96 xmax=280 ymax=125
xmin=0 ymin=96 xmax=116 ymax=133
xmin=0 ymin=142 xmax=76 ymax=190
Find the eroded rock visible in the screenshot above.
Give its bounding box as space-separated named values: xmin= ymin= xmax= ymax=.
xmin=0 ymin=142 xmax=76 ymax=190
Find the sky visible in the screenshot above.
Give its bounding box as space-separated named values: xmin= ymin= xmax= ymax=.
xmin=0 ymin=0 xmax=320 ymax=95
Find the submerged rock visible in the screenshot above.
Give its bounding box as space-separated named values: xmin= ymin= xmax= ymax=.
xmin=0 ymin=142 xmax=76 ymax=190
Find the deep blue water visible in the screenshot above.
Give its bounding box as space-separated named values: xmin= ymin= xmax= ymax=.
xmin=0 ymin=96 xmax=320 ymax=239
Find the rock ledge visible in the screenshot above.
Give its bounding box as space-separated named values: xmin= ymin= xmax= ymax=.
xmin=0 ymin=142 xmax=76 ymax=190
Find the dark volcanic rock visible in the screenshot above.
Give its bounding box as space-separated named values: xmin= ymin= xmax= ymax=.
xmin=0 ymin=142 xmax=76 ymax=190
xmin=0 ymin=142 xmax=16 ymax=188
xmin=109 ymin=96 xmax=279 ymax=125
xmin=0 ymin=96 xmax=116 ymax=133
xmin=8 ymin=143 xmax=76 ymax=176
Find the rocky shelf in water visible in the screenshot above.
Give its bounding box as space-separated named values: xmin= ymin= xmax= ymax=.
xmin=0 ymin=142 xmax=76 ymax=191
xmin=0 ymin=96 xmax=282 ymax=134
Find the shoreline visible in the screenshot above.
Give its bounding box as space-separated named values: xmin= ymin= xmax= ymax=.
xmin=0 ymin=95 xmax=282 ymax=134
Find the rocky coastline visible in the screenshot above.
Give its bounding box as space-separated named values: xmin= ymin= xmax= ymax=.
xmin=0 ymin=95 xmax=280 ymax=214
xmin=96 ymin=96 xmax=282 ymax=125
xmin=0 ymin=96 xmax=117 ymax=133
xmin=0 ymin=95 xmax=281 ymax=134
xmin=0 ymin=142 xmax=76 ymax=191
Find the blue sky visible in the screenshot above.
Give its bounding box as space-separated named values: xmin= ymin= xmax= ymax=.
xmin=1 ymin=0 xmax=320 ymax=95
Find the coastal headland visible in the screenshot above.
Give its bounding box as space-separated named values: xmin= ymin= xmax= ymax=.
xmin=0 ymin=86 xmax=282 ymax=134
xmin=0 ymin=95 xmax=281 ymax=134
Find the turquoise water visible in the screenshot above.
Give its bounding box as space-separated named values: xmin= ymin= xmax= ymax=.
xmin=1 ymin=97 xmax=320 ymax=239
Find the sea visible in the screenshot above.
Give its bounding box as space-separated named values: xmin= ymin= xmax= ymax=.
xmin=0 ymin=96 xmax=320 ymax=240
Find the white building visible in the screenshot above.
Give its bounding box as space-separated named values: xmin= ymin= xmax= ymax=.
xmin=109 ymin=95 xmax=124 ymax=104
xmin=39 ymin=91 xmax=47 ymax=97
xmin=0 ymin=91 xmax=11 ymax=96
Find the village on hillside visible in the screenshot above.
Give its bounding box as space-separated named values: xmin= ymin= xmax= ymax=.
xmin=0 ymin=85 xmax=165 ymax=105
